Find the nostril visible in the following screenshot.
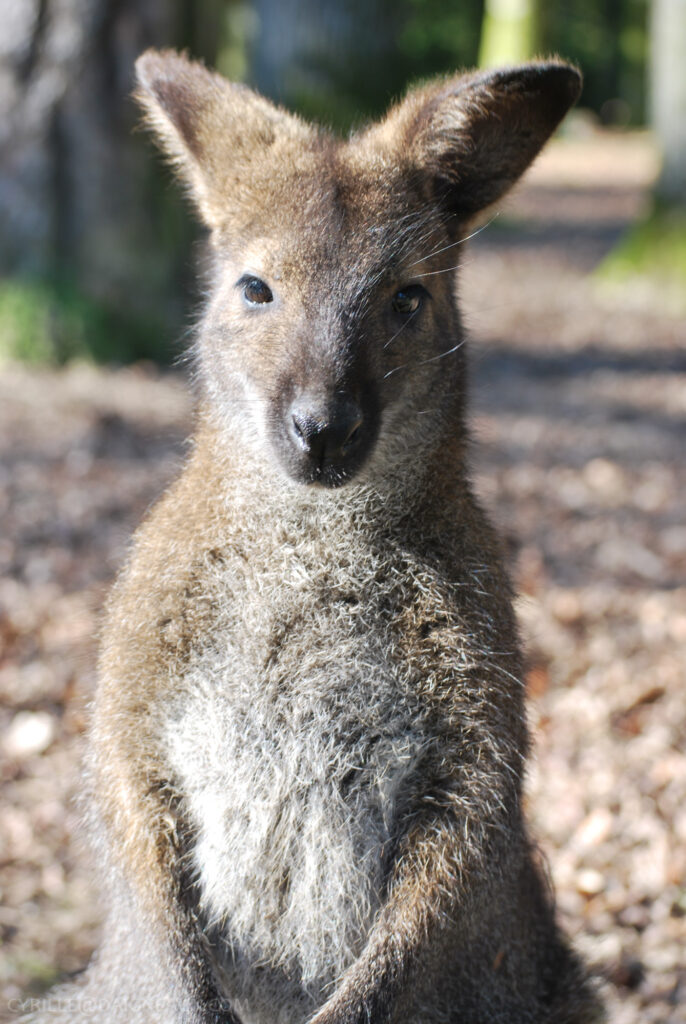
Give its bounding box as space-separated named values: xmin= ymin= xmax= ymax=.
xmin=292 ymin=415 xmax=305 ymax=441
xmin=291 ymin=412 xmax=315 ymax=452
xmin=291 ymin=409 xmax=332 ymax=461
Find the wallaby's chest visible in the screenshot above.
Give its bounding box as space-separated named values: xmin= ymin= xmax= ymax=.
xmin=163 ymin=544 xmax=428 ymax=1012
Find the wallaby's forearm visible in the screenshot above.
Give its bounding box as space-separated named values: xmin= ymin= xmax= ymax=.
xmin=309 ymin=787 xmax=518 ymax=1024
xmin=91 ymin=701 xmax=241 ymax=1023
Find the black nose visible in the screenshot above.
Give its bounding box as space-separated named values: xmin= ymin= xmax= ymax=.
xmin=289 ymin=397 xmax=364 ymax=464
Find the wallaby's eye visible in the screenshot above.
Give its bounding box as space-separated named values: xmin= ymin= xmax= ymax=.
xmin=239 ymin=275 xmax=274 ymax=306
xmin=391 ymin=286 xmax=425 ymax=316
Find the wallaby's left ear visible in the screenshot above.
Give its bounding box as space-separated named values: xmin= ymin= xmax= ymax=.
xmin=374 ymin=61 xmax=581 ymax=221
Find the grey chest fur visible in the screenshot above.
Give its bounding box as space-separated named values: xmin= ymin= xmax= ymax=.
xmin=164 ymin=569 xmax=427 ymax=1007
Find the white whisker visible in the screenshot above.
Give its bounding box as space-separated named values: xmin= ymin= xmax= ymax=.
xmin=417 ymin=338 xmax=466 ymax=366
xmin=409 ymin=213 xmax=500 ymax=268
xmin=383 ymin=310 xmax=419 ymax=349
xmin=383 ymin=338 xmax=465 ymax=380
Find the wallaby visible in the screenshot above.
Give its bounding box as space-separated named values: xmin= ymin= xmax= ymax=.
xmin=20 ymin=50 xmax=604 ymax=1024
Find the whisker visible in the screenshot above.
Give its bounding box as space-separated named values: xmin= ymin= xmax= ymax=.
xmin=383 ymin=338 xmax=466 ymax=380
xmin=409 ymin=213 xmax=500 ymax=268
xmin=414 ymin=257 xmax=474 ymax=279
xmin=417 ymin=338 xmax=466 ymax=366
xmin=383 ymin=309 xmax=419 ymax=349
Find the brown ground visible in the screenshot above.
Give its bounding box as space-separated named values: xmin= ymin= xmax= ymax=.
xmin=1 ymin=130 xmax=685 ymax=1021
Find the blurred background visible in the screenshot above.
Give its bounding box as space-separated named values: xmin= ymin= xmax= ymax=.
xmin=1 ymin=2 xmax=685 ymax=1023
xmin=0 ymin=0 xmax=684 ymax=360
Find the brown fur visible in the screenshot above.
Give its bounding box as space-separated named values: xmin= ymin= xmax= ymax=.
xmin=21 ymin=52 xmax=603 ymax=1024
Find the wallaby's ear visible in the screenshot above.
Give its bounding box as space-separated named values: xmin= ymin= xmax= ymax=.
xmin=135 ymin=49 xmax=312 ymax=226
xmin=375 ymin=61 xmax=581 ymax=222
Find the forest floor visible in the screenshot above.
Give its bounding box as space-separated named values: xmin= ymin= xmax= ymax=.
xmin=1 ymin=129 xmax=685 ymax=1022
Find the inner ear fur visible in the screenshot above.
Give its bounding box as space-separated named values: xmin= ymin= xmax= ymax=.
xmin=135 ymin=49 xmax=312 ymax=226
xmin=373 ymin=61 xmax=582 ymax=222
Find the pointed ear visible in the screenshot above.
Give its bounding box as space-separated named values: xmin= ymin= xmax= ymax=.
xmin=376 ymin=61 xmax=581 ymax=222
xmin=135 ymin=49 xmax=312 ymax=226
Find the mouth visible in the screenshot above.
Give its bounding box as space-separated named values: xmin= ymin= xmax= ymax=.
xmin=280 ymin=447 xmax=368 ymax=488
xmin=298 ymin=460 xmax=359 ymax=489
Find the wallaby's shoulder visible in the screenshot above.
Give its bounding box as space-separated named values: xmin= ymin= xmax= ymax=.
xmin=99 ymin=419 xmax=227 ymax=656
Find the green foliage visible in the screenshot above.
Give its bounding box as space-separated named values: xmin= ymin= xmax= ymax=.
xmin=540 ymin=0 xmax=648 ymax=124
xmin=216 ymin=0 xmax=257 ymax=82
xmin=398 ymin=0 xmax=485 ymax=76
xmin=596 ymin=202 xmax=686 ymax=310
xmin=0 ymin=277 xmax=173 ymax=366
xmin=6 ymin=952 xmax=64 ymax=996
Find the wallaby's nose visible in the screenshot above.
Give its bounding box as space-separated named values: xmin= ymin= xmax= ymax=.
xmin=289 ymin=396 xmax=364 ymax=465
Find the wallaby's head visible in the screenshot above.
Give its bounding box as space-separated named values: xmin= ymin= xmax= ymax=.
xmin=136 ymin=51 xmax=580 ymax=489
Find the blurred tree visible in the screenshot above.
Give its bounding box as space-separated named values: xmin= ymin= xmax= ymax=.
xmin=398 ymin=0 xmax=484 ymax=82
xmin=596 ymin=0 xmax=686 ymax=308
xmin=0 ymin=0 xmax=659 ymax=364
xmin=245 ymin=0 xmax=410 ymax=128
xmin=479 ymin=0 xmax=538 ymax=67
xmin=651 ymin=0 xmax=686 ymax=203
xmin=243 ymin=0 xmax=487 ymax=131
xmin=539 ymin=0 xmax=648 ymax=125
xmin=0 ymin=0 xmax=221 ymax=361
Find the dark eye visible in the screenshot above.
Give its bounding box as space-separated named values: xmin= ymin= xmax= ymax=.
xmin=239 ymin=276 xmax=273 ymax=306
xmin=391 ymin=286 xmax=424 ymax=316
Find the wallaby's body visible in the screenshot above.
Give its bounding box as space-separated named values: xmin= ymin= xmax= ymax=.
xmin=22 ymin=53 xmax=603 ymax=1024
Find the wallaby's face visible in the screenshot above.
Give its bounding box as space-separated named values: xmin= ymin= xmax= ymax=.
xmin=136 ymin=52 xmax=581 ymax=487
xmin=200 ymin=157 xmax=460 ymax=487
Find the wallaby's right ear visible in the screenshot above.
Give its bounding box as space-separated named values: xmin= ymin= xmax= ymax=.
xmin=135 ymin=50 xmax=311 ymax=227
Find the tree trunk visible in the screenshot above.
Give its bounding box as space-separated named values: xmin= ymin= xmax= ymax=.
xmin=478 ymin=0 xmax=538 ymax=68
xmin=248 ymin=0 xmax=406 ymax=128
xmin=651 ymin=0 xmax=686 ymax=204
xmin=0 ymin=0 xmax=221 ymax=345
